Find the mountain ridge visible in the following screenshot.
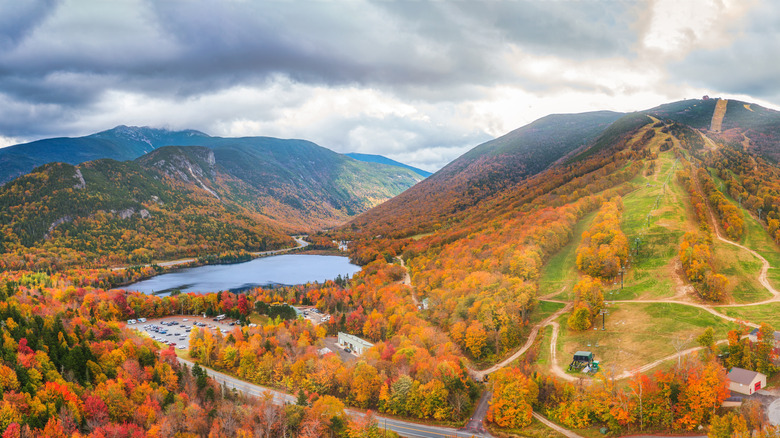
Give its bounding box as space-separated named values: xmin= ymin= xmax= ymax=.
xmin=346 ymin=152 xmax=432 ymax=178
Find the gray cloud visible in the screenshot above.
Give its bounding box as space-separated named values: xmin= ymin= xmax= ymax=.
xmin=0 ymin=0 xmax=60 ymax=49
xmin=0 ymin=0 xmax=777 ymax=171
xmin=669 ymin=2 xmax=780 ymax=102
xmin=0 ymin=0 xmax=644 ymax=109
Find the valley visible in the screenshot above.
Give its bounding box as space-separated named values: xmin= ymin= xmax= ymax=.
xmin=3 ymin=97 xmax=780 ymax=437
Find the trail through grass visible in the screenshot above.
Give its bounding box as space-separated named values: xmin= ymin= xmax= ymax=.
xmin=618 ymin=145 xmax=694 ymax=300
xmin=709 ymin=169 xmax=780 ymax=300
xmin=538 ymin=211 xmax=597 ymax=300
xmin=716 ymin=303 xmax=780 ymax=328
xmin=555 ymin=302 xmax=737 ymax=374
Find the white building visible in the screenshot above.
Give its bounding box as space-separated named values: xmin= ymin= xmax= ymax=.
xmin=728 ymin=367 xmax=767 ymax=395
xmin=337 ymin=332 xmax=374 ymax=355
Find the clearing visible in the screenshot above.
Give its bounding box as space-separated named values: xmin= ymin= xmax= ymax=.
xmin=553 ymin=302 xmax=737 ymax=375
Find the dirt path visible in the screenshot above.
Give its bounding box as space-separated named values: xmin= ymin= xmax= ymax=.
xmin=609 ymin=299 xmax=759 ymax=328
xmin=541 ymin=285 xmax=567 ymax=300
xmin=395 ymin=256 xmax=419 ymax=307
xmin=708 ymin=209 xmax=780 ymax=302
xmin=472 ymin=303 xmax=572 ymax=380
xmin=531 ymin=412 xmax=584 ymax=438
xmin=548 ymin=319 xmax=578 ymax=382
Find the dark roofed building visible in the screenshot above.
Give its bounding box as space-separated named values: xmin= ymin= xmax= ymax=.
xmin=747 ymin=328 xmax=780 ymax=347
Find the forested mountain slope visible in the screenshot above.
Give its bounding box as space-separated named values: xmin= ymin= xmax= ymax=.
xmin=337 ymin=97 xmax=780 ymax=374
xmin=0 ymin=141 xmax=422 ymax=269
xmin=0 ymin=127 xmax=424 ymax=230
xmin=345 ymin=110 xmax=625 ymax=238
xmin=647 ymin=97 xmax=780 ymax=162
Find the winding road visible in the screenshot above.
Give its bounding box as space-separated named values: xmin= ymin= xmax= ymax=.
xmin=170 ymin=194 xmax=777 ymax=438
xmin=176 ymin=356 xmax=490 ymax=438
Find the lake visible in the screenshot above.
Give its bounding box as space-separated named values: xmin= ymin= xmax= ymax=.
xmin=125 ymin=254 xmax=361 ymax=295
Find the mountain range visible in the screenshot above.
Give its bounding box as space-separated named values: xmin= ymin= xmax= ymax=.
xmin=2 ymin=97 xmax=779 ymax=270
xmin=0 ymin=128 xmax=424 ymax=267
xmin=346 ymin=98 xmax=780 ymax=238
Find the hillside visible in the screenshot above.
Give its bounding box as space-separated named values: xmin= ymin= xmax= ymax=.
xmin=345 ymin=152 xmax=432 ymax=177
xmin=0 ymin=125 xmax=210 ymax=184
xmin=0 ymin=154 xmax=293 ymax=269
xmin=646 ymin=97 xmax=780 ymax=162
xmin=0 ymin=141 xmax=422 ymax=269
xmin=330 ymin=97 xmax=780 ymax=436
xmin=345 ymin=110 xmax=625 ymax=238
xmin=198 ymin=137 xmax=423 ymax=228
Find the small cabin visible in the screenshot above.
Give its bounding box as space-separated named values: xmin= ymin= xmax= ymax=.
xmin=573 ymin=351 xmax=593 ymax=363
xmin=569 ymin=351 xmax=594 ymax=371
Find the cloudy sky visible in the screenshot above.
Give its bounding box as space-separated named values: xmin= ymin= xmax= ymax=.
xmin=1 ymin=0 xmax=778 ymax=171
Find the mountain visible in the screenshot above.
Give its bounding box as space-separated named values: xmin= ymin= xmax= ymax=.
xmin=345 ymin=110 xmax=625 ymax=237
xmin=0 ymin=151 xmax=293 ymax=268
xmin=0 ymin=125 xmax=210 ymax=184
xmin=0 ymin=126 xmax=423 ymax=228
xmin=645 ymin=97 xmax=780 ymax=162
xmin=346 ymin=99 xmax=780 ymax=240
xmin=0 ymin=137 xmax=423 ymax=268
xmin=336 ymin=96 xmax=780 ymax=400
xmin=141 ymin=139 xmax=424 ymax=229
xmin=346 ymin=153 xmax=432 ymax=178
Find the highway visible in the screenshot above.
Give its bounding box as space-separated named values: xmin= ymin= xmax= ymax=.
xmin=176 ymin=357 xmax=490 ymax=438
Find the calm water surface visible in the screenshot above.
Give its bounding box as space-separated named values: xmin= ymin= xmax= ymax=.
xmin=125 ymin=254 xmax=361 ymax=295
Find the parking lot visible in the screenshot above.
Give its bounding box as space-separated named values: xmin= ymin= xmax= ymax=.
xmin=129 ymin=315 xmax=240 ymax=351
xmin=322 ymin=336 xmax=356 ymax=362
xmin=295 ymin=306 xmax=332 ymax=326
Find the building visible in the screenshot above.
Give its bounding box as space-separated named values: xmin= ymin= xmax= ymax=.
xmin=573 ymin=351 xmax=593 ymax=364
xmin=747 ymin=328 xmax=780 ymax=347
xmin=728 ymin=367 xmax=766 ymax=395
xmin=337 ymin=332 xmax=374 ymax=355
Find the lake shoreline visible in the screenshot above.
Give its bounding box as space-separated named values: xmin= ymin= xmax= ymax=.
xmin=123 ymin=253 xmax=361 ymax=295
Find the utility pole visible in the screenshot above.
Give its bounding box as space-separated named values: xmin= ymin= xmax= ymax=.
xmin=600 ymin=309 xmax=608 ymax=330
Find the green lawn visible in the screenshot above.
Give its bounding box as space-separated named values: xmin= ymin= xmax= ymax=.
xmin=556 ymin=302 xmax=737 ymax=374
xmin=618 ymin=148 xmax=693 ymax=300
xmin=713 ymin=238 xmax=772 ymax=303
xmin=535 ymin=325 xmax=554 ymax=367
xmin=531 ymin=300 xmax=566 ymax=325
xmin=538 ymin=212 xmax=597 ymax=300
xmin=716 ymin=303 xmax=780 ymax=328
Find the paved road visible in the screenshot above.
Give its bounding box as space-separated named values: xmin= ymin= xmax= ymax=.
xmin=461 ymin=391 xmax=491 ymax=436
xmin=176 ymin=357 xmax=486 ymax=438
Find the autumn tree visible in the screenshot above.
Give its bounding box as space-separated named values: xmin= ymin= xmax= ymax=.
xmin=487 ymin=368 xmax=538 ymax=428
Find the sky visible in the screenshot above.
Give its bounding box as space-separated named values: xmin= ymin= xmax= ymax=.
xmin=1 ymin=0 xmax=778 ymax=172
